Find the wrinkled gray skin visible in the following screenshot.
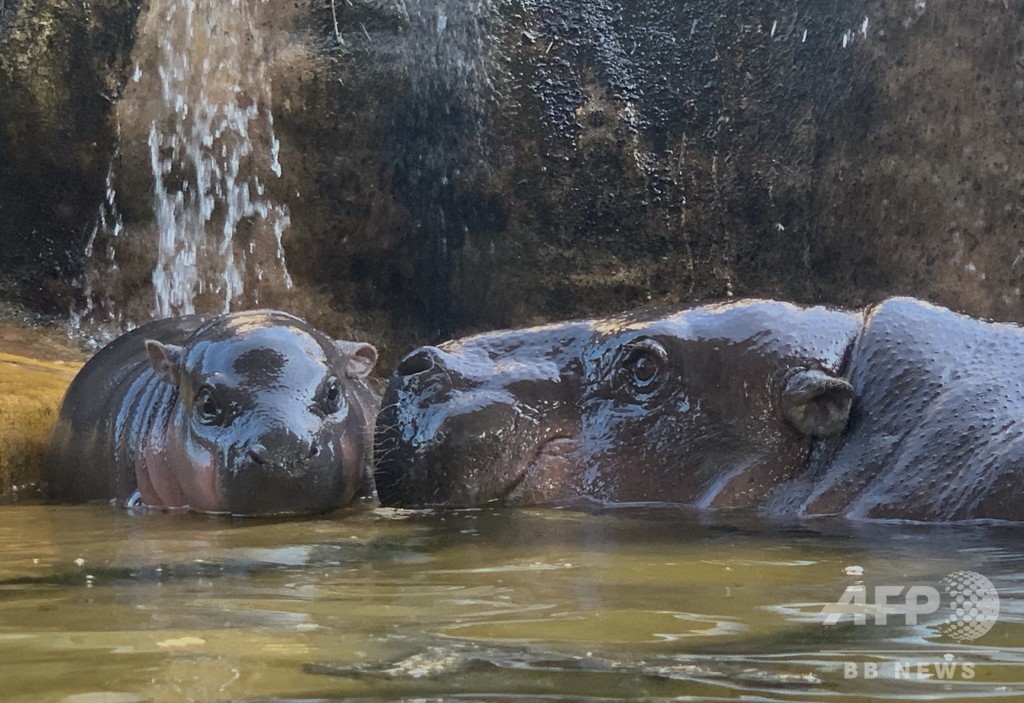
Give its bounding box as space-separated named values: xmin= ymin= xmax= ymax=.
xmin=46 ymin=310 xmax=380 ymax=516
xmin=376 ymin=298 xmax=1024 ymax=521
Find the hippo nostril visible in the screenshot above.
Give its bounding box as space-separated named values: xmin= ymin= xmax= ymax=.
xmin=396 ymin=347 xmax=439 ymax=377
xmin=248 ymin=444 xmax=269 ymax=465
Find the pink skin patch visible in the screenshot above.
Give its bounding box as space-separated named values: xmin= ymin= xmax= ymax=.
xmin=170 ymin=437 xmax=226 ymax=514
xmin=138 ymin=429 xmax=187 ymax=509
xmin=136 ymin=413 xmax=226 ymax=513
xmin=337 ymin=433 xmax=362 ymax=507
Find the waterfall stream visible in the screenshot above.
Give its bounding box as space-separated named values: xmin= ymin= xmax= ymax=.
xmin=75 ymin=0 xmax=292 ymax=335
xmin=147 ymin=0 xmax=292 ymax=317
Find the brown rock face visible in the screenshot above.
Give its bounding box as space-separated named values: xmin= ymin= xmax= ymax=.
xmin=2 ymin=0 xmax=1023 ymax=361
xmin=0 ymin=0 xmax=142 ymax=312
xmin=282 ymin=0 xmax=1024 ymax=344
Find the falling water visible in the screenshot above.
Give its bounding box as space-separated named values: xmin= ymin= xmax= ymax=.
xmin=69 ymin=154 xmax=128 ymax=345
xmin=147 ymin=0 xmax=292 ymax=317
xmin=74 ymin=0 xmax=292 ymax=332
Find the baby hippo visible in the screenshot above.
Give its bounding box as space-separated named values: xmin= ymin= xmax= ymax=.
xmin=46 ymin=310 xmax=379 ymax=516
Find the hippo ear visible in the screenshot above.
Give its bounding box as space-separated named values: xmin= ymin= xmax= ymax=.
xmin=145 ymin=340 xmax=183 ymax=385
xmin=337 ymin=341 xmax=378 ymax=379
xmin=781 ymin=368 xmax=854 ymax=437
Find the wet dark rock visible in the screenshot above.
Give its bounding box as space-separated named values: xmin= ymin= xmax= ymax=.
xmin=266 ymin=0 xmax=1024 ymax=339
xmin=0 ymin=0 xmax=142 ymax=312
xmin=1 ymin=0 xmax=1023 ymax=362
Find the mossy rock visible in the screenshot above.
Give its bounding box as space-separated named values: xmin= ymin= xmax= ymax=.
xmin=0 ymin=340 xmax=82 ymax=497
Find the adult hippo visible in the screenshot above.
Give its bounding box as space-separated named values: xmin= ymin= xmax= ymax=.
xmin=46 ymin=310 xmax=380 ymax=516
xmin=375 ymin=298 xmax=1024 ymax=521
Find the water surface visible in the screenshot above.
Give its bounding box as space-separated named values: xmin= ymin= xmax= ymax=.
xmin=2 ymin=504 xmax=1023 ymax=702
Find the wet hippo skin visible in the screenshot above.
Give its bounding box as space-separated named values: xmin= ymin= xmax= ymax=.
xmin=376 ymin=298 xmax=1024 ymax=521
xmin=46 ymin=310 xmax=380 ymax=516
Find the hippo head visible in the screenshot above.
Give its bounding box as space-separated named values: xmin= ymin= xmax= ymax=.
xmin=375 ymin=300 xmax=862 ymax=508
xmin=143 ymin=311 xmax=377 ymax=516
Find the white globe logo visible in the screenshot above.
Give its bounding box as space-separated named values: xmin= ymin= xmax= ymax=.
xmin=940 ymin=570 xmax=999 ymax=641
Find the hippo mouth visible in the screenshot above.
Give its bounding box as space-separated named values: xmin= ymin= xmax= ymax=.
xmin=502 ymin=436 xmax=580 ymax=505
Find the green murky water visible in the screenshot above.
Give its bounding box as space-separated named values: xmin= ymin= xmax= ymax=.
xmin=2 ymin=504 xmax=1024 ymax=702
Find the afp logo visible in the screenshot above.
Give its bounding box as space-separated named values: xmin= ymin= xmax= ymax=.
xmin=822 ymin=570 xmax=999 ymax=641
xmin=939 ymin=571 xmax=1000 ymax=641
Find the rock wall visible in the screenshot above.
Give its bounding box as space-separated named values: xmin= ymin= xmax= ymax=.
xmin=0 ymin=0 xmax=142 ymax=312
xmin=815 ymin=0 xmax=1024 ymax=321
xmin=1 ymin=0 xmax=1022 ymax=361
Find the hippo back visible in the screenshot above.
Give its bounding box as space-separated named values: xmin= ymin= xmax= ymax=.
xmin=44 ymin=317 xmax=208 ymax=503
xmin=782 ymin=298 xmax=1024 ymax=520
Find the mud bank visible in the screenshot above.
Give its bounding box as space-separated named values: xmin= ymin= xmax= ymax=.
xmin=0 ymin=322 xmax=83 ymax=496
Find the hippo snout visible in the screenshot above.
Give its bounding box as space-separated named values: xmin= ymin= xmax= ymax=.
xmin=376 ymin=336 xmax=582 ymax=507
xmin=246 ymin=437 xmax=321 ymax=467
xmin=218 ymin=425 xmax=345 ymax=515
xmin=377 ymin=346 xmax=516 ymax=506
xmin=379 ymin=397 xmax=524 ymax=506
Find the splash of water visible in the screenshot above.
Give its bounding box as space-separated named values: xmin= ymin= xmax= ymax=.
xmin=148 ymin=0 xmax=292 ymax=317
xmin=74 ymin=0 xmax=292 ymax=336
xmin=70 ymin=154 xmax=129 ymax=348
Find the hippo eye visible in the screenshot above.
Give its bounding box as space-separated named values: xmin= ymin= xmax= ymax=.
xmin=194 ymin=386 xmax=225 ymax=425
xmin=621 ymin=339 xmax=668 ymax=393
xmin=318 ymin=376 xmax=343 ymax=415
